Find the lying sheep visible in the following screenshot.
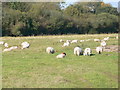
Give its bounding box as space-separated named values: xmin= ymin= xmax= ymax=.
xmin=56 ymin=53 xmax=66 ymax=58
xmin=83 ymin=48 xmax=92 ymax=56
xmin=0 ymin=41 xmax=4 ymax=45
xmin=21 ymin=42 xmax=30 ymax=49
xmin=74 ymin=47 xmax=83 ymax=56
xmin=4 ymin=43 xmax=8 ymax=47
xmin=46 ymin=47 xmax=55 ymax=54
xmin=103 ymin=37 xmax=109 ymax=41
xmin=71 ymin=40 xmax=78 ymax=43
xmin=94 ymin=39 xmax=100 ymax=42
xmin=80 ymin=40 xmax=85 ymax=42
xmin=3 ymin=46 xmax=18 ymax=52
xmin=96 ymin=46 xmax=103 ymax=54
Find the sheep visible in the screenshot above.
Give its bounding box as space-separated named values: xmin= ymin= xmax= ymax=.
xmin=60 ymin=39 xmax=64 ymax=42
xmin=4 ymin=43 xmax=8 ymax=47
xmin=3 ymin=46 xmax=18 ymax=52
xmin=0 ymin=41 xmax=4 ymax=45
xmin=46 ymin=47 xmax=55 ymax=54
xmin=74 ymin=47 xmax=83 ymax=56
xmin=56 ymin=53 xmax=66 ymax=58
xmin=96 ymin=46 xmax=103 ymax=54
xmin=83 ymin=48 xmax=92 ymax=56
xmin=62 ymin=41 xmax=70 ymax=47
xmin=94 ymin=39 xmax=100 ymax=42
xmin=3 ymin=48 xmax=12 ymax=52
xmin=116 ymin=36 xmax=118 ymax=39
xmin=21 ymin=42 xmax=30 ymax=49
xmin=103 ymin=37 xmax=109 ymax=41
xmin=71 ymin=40 xmax=78 ymax=43
xmin=80 ymin=40 xmax=85 ymax=42
xmin=100 ymin=41 xmax=106 ymax=47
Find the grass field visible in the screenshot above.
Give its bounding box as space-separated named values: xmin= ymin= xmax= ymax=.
xmin=1 ymin=34 xmax=118 ymax=88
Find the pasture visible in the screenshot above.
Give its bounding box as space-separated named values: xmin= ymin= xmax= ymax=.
xmin=1 ymin=34 xmax=118 ymax=88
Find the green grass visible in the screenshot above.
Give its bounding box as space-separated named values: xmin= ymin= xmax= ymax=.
xmin=2 ymin=34 xmax=118 ymax=88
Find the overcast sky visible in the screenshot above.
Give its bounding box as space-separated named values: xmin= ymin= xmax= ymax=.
xmin=65 ymin=0 xmax=119 ymax=7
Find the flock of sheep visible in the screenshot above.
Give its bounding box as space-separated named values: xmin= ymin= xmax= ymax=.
xmin=0 ymin=35 xmax=118 ymax=59
xmin=46 ymin=36 xmax=118 ymax=58
xmin=0 ymin=41 xmax=30 ymax=52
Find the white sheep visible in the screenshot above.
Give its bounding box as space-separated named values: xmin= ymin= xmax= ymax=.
xmin=96 ymin=46 xmax=103 ymax=54
xmin=83 ymin=48 xmax=92 ymax=56
xmin=21 ymin=42 xmax=30 ymax=49
xmin=62 ymin=41 xmax=70 ymax=47
xmin=3 ymin=48 xmax=12 ymax=52
xmin=71 ymin=40 xmax=78 ymax=43
xmin=101 ymin=41 xmax=106 ymax=47
xmin=116 ymin=36 xmax=118 ymax=39
xmin=10 ymin=46 xmax=18 ymax=50
xmin=56 ymin=53 xmax=66 ymax=58
xmin=60 ymin=39 xmax=64 ymax=42
xmin=46 ymin=47 xmax=55 ymax=54
xmin=74 ymin=47 xmax=83 ymax=56
xmin=0 ymin=41 xmax=4 ymax=45
xmin=103 ymin=37 xmax=109 ymax=41
xmin=80 ymin=40 xmax=85 ymax=42
xmin=94 ymin=39 xmax=100 ymax=42
xmin=4 ymin=43 xmax=9 ymax=47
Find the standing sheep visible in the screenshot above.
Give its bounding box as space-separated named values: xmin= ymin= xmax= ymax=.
xmin=100 ymin=41 xmax=106 ymax=47
xmin=46 ymin=47 xmax=55 ymax=54
xmin=83 ymin=48 xmax=92 ymax=56
xmin=96 ymin=46 xmax=103 ymax=54
xmin=62 ymin=41 xmax=70 ymax=47
xmin=74 ymin=47 xmax=83 ymax=56
xmin=4 ymin=43 xmax=8 ymax=47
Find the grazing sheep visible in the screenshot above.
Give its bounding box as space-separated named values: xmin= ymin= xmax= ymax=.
xmin=80 ymin=40 xmax=85 ymax=42
xmin=46 ymin=47 xmax=55 ymax=54
xmin=74 ymin=47 xmax=83 ymax=56
xmin=56 ymin=53 xmax=66 ymax=58
xmin=83 ymin=48 xmax=92 ymax=56
xmin=62 ymin=41 xmax=70 ymax=47
xmin=103 ymin=37 xmax=109 ymax=41
xmin=4 ymin=43 xmax=8 ymax=47
xmin=96 ymin=46 xmax=103 ymax=54
xmin=71 ymin=40 xmax=78 ymax=43
xmin=21 ymin=42 xmax=30 ymax=49
xmin=101 ymin=41 xmax=106 ymax=47
xmin=0 ymin=41 xmax=4 ymax=45
xmin=94 ymin=39 xmax=100 ymax=42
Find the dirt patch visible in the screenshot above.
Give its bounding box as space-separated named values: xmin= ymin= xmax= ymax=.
xmin=104 ymin=45 xmax=119 ymax=52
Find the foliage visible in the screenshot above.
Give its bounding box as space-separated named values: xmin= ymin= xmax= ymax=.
xmin=2 ymin=2 xmax=119 ymax=36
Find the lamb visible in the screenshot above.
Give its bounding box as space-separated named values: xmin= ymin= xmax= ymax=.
xmin=46 ymin=47 xmax=55 ymax=54
xmin=74 ymin=47 xmax=83 ymax=56
xmin=94 ymin=39 xmax=100 ymax=42
xmin=71 ymin=40 xmax=78 ymax=43
xmin=100 ymin=41 xmax=106 ymax=47
xmin=96 ymin=46 xmax=103 ymax=54
xmin=4 ymin=43 xmax=8 ymax=47
xmin=56 ymin=53 xmax=66 ymax=58
xmin=0 ymin=41 xmax=4 ymax=45
xmin=21 ymin=42 xmax=30 ymax=49
xmin=83 ymin=48 xmax=92 ymax=56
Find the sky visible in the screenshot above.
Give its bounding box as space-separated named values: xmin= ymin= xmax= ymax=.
xmin=64 ymin=0 xmax=119 ymax=8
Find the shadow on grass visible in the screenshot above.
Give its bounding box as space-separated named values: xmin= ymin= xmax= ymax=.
xmin=90 ymin=54 xmax=95 ymax=56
